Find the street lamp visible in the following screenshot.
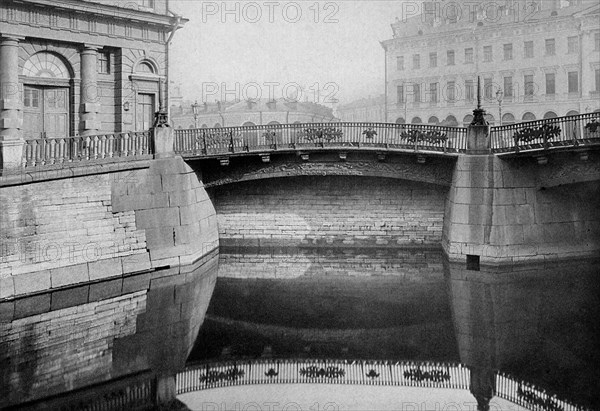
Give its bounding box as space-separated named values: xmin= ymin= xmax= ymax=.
xmin=191 ymin=100 xmax=200 ymax=128
xmin=496 ymin=89 xmax=504 ymax=126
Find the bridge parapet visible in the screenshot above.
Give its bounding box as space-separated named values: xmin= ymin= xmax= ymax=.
xmin=174 ymin=122 xmax=468 ymax=158
xmin=490 ymin=112 xmax=600 ymax=156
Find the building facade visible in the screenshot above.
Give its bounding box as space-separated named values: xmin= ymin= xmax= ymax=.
xmin=336 ymin=95 xmax=386 ymax=123
xmin=171 ymin=98 xmax=337 ymax=128
xmin=381 ymin=0 xmax=600 ymax=125
xmin=0 ymin=0 xmax=186 ymax=141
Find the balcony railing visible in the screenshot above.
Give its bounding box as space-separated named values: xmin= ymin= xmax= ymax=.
xmin=22 ymin=131 xmax=153 ymax=168
xmin=174 ymin=122 xmax=468 ymax=157
xmin=490 ymin=112 xmax=600 ymax=153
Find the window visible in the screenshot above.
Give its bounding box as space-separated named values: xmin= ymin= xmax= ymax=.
xmin=483 ymin=46 xmax=492 ymax=62
xmin=484 ymin=78 xmax=493 ymax=100
xmin=413 ymin=83 xmax=421 ymax=102
xmin=595 ymin=32 xmax=600 ymax=51
xmin=465 ymin=48 xmax=473 ymax=64
xmin=23 ymin=87 xmax=40 ymax=108
xmin=503 ymin=44 xmax=513 ymax=60
xmin=413 ymin=54 xmax=420 ymax=69
xmin=447 ymin=50 xmax=455 ymax=66
xmin=525 ymin=75 xmax=535 ymax=97
xmin=524 ymin=41 xmax=534 ymax=58
xmin=546 ymin=73 xmax=556 ymax=95
xmin=465 ymin=80 xmax=474 ymax=101
xmin=567 ymin=36 xmax=578 ymax=54
xmin=503 ymin=76 xmax=513 ymax=98
xmin=141 ymin=0 xmax=155 ymax=8
xmin=447 ymin=81 xmax=456 ymax=102
xmin=98 ymin=51 xmax=110 ymax=74
xmin=429 ymin=52 xmax=437 ymax=68
xmin=397 ymin=56 xmax=404 ymax=71
xmin=397 ymin=85 xmax=404 ymax=103
xmin=596 ymin=69 xmax=600 ymax=92
xmin=568 ymin=71 xmax=578 ymax=93
xmin=545 ymin=39 xmax=555 ymax=56
xmin=430 ymin=82 xmax=438 ymax=103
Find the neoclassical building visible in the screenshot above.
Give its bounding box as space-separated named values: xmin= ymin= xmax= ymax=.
xmin=381 ymin=0 xmax=600 ymax=125
xmin=0 ymin=0 xmax=185 ymax=142
xmin=171 ymin=98 xmax=337 ymax=129
xmin=336 ymin=95 xmax=386 ymax=123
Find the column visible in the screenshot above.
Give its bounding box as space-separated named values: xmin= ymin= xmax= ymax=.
xmin=0 ymin=35 xmax=25 ymax=171
xmin=80 ymin=45 xmax=100 ymax=135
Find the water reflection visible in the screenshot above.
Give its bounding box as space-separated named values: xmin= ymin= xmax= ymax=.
xmin=0 ymin=253 xmax=218 ymax=410
xmin=189 ymin=249 xmax=600 ymax=409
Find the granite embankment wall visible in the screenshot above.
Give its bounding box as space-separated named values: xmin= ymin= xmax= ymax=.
xmin=211 ymin=176 xmax=447 ymax=248
xmin=0 ymin=157 xmax=218 ymax=301
xmin=443 ymin=155 xmax=600 ymax=264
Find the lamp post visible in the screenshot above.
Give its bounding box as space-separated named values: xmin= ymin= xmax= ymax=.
xmin=496 ymin=89 xmax=503 ymax=126
xmin=191 ymin=100 xmax=200 ymax=128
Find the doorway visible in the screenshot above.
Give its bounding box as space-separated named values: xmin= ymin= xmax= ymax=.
xmin=22 ymin=85 xmax=69 ymax=139
xmin=136 ymin=93 xmax=155 ymax=131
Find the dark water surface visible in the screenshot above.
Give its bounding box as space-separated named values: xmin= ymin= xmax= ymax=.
xmin=189 ymin=249 xmax=600 ymax=409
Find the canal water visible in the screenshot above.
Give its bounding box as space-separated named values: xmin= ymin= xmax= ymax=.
xmin=189 ymin=248 xmax=600 ymax=410
xmin=1 ymin=248 xmax=599 ymax=409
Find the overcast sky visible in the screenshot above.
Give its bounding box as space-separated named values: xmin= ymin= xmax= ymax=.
xmin=168 ymin=1 xmax=412 ymax=106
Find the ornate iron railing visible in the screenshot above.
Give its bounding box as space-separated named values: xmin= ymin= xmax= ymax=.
xmin=490 ymin=113 xmax=600 ymax=153
xmin=174 ymin=123 xmax=468 ymax=157
xmin=176 ymin=359 xmax=471 ymax=394
xmin=21 ymin=131 xmax=153 ymax=168
xmin=495 ymin=372 xmax=587 ymax=411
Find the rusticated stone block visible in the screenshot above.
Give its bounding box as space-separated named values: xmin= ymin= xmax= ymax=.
xmin=88 ymin=258 xmax=123 ymax=281
xmin=122 ymin=272 xmax=151 ymax=294
xmin=50 ymin=263 xmax=90 ymax=288
xmin=51 ymin=286 xmax=89 ymax=310
xmin=0 ymin=277 xmax=15 ymax=300
xmin=15 ymin=293 xmax=51 ymax=319
xmin=122 ymin=253 xmax=151 ymax=273
xmin=14 ymin=270 xmax=51 ymax=295
xmin=145 ymin=226 xmax=175 ymax=249
xmin=135 ymin=207 xmax=180 ymax=229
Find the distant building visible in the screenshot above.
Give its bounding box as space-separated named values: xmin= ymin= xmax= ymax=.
xmin=381 ymin=0 xmax=600 ymax=125
xmin=0 ymin=0 xmax=186 ymax=140
xmin=336 ymin=95 xmax=386 ymax=123
xmin=171 ymin=98 xmax=337 ymax=128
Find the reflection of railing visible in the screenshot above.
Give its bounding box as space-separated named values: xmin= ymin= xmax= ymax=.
xmin=490 ymin=113 xmax=600 ymax=153
xmin=495 ymin=372 xmax=586 ymax=411
xmin=177 ymin=359 xmax=591 ymax=410
xmin=176 ymin=359 xmax=471 ymax=394
xmin=22 ymin=131 xmax=153 ymax=168
xmin=174 ymin=123 xmax=468 ymax=157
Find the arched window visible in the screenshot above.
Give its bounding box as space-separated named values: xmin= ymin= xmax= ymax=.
xmin=543 ymin=111 xmax=557 ymax=119
xmin=201 ymin=124 xmax=208 ymax=128
xmin=395 ymin=117 xmax=406 ymax=124
xmin=445 ymin=115 xmax=458 ymax=126
xmin=411 ymin=116 xmax=422 ymax=124
xmin=566 ymin=110 xmax=579 ymax=116
xmin=502 ymin=113 xmax=515 ymax=125
xmin=463 ymin=114 xmax=473 ymax=126
xmin=188 ymin=124 xmax=194 ymax=129
xmin=522 ymin=112 xmax=536 ymax=122
xmin=484 ymin=113 xmax=495 ymax=125
xmin=214 ymin=123 xmax=222 ymax=128
xmin=428 ymin=116 xmax=439 ymax=124
xmin=267 ymin=121 xmax=281 ymax=126
xmin=22 ymin=52 xmax=70 ymax=78
xmin=242 ymin=121 xmax=256 ymax=127
xmin=136 ymin=61 xmax=156 ymax=74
